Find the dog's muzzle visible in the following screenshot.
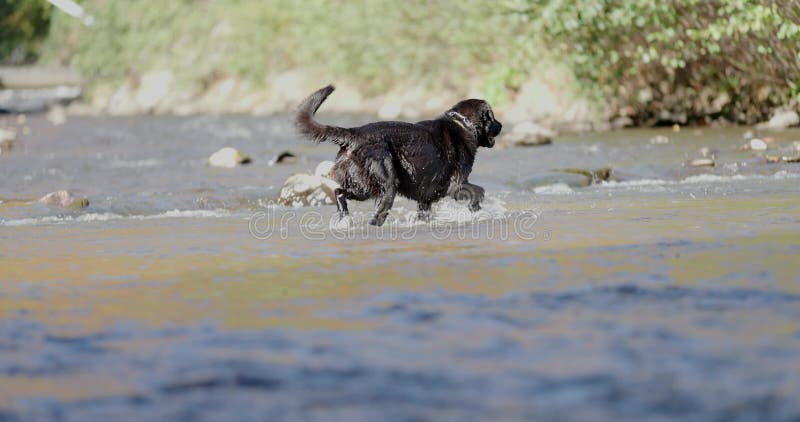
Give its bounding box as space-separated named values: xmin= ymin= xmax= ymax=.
xmin=487 ymin=120 xmax=502 ymax=147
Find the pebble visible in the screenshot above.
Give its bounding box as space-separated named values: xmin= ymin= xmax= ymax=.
xmin=649 ymin=135 xmax=670 ymax=144
xmin=277 ymin=173 xmax=339 ymax=207
xmin=748 ymin=138 xmax=768 ymax=151
xmin=268 ymin=151 xmax=297 ymax=166
xmin=504 ymin=121 xmax=556 ymax=147
xmin=38 ymin=190 xmax=90 ymax=209
xmin=689 ymin=158 xmax=715 ymax=167
xmin=209 ymin=147 xmax=251 ymax=168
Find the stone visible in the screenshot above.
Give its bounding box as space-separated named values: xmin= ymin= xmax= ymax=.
xmin=755 ymin=110 xmax=800 ymax=130
xmin=0 ymin=128 xmax=16 ymax=155
xmin=314 ymin=160 xmax=335 ymax=178
xmin=277 ymin=173 xmax=340 ymax=207
xmin=209 ymin=147 xmax=252 ymax=168
xmin=649 ymin=135 xmax=670 ymax=145
xmin=689 ymin=158 xmax=715 ymax=167
xmin=504 ymin=121 xmax=556 ymax=147
xmin=611 ymin=116 xmax=634 ymax=129
xmin=46 ymin=105 xmax=67 ymax=125
xmin=526 ymin=168 xmax=612 ymax=189
xmin=748 ymin=138 xmax=768 ymax=151
xmin=268 ymin=151 xmax=297 ymax=166
xmin=38 ymin=190 xmax=89 ymax=209
xmin=135 ymin=70 xmax=175 ymax=111
xmin=554 ymin=168 xmax=612 ymax=184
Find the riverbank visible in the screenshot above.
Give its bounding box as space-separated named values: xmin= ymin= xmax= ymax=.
xmin=30 ymin=1 xmax=798 ymax=132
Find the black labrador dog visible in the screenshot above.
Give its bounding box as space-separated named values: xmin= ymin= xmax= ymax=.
xmin=296 ymin=85 xmax=502 ymax=226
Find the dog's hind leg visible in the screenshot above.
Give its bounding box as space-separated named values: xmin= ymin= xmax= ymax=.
xmin=334 ymin=188 xmax=349 ymax=217
xmin=368 ymin=157 xmax=397 ymax=226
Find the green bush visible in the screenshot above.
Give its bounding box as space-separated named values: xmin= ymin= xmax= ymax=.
xmin=43 ymin=0 xmax=540 ymax=103
xmin=515 ymin=0 xmax=800 ymax=123
xmin=0 ymin=0 xmax=52 ymax=64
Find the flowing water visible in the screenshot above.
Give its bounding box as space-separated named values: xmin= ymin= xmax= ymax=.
xmin=1 ymin=114 xmax=799 ymax=421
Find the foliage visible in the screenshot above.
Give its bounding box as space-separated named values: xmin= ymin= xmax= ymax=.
xmin=41 ymin=0 xmax=541 ymax=103
xmin=0 ymin=0 xmax=52 ymax=64
xmin=514 ymin=0 xmax=800 ymax=123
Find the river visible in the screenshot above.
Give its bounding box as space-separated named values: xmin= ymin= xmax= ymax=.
xmin=1 ymin=115 xmax=799 ymax=420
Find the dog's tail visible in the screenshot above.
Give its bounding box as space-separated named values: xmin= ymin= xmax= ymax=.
xmin=295 ymin=85 xmax=354 ymax=148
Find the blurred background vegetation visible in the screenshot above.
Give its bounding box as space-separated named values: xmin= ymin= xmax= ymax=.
xmin=2 ymin=0 xmax=799 ymax=123
xmin=0 ymin=0 xmax=52 ymax=65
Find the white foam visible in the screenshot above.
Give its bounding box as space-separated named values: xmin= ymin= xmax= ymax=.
xmin=600 ymin=171 xmax=800 ymax=189
xmin=109 ymin=158 xmax=162 ymax=169
xmin=533 ymin=183 xmax=575 ymax=195
xmin=1 ymin=209 xmax=230 ymax=227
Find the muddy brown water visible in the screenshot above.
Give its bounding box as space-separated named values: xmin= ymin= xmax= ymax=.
xmin=1 ymin=115 xmax=799 ymax=420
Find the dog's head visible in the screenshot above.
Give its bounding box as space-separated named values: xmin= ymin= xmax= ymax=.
xmin=447 ymin=99 xmax=503 ymax=148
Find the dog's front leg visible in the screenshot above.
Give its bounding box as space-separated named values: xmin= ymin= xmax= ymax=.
xmin=451 ymin=182 xmax=484 ymax=212
xmin=417 ymin=201 xmax=432 ymax=222
xmin=466 ymin=183 xmax=485 ymax=212
xmin=334 ymin=188 xmax=349 ymax=217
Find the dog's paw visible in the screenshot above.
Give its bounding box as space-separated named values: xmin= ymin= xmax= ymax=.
xmin=469 ymin=203 xmax=482 ymax=212
xmin=417 ymin=211 xmax=432 ymax=222
xmin=369 ymin=214 xmax=389 ymax=226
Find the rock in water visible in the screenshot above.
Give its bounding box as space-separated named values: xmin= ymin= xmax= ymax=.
xmin=748 ymin=138 xmax=768 ymax=151
xmin=527 ymin=168 xmax=612 ymax=189
xmin=504 ymin=121 xmax=556 ymax=147
xmin=277 ymin=173 xmax=340 ymax=207
xmin=209 ymin=147 xmax=252 ymax=168
xmin=766 ymin=155 xmax=800 ymax=164
xmin=649 ymin=135 xmax=670 ymax=144
xmin=755 ymin=110 xmax=800 ymax=130
xmin=0 ymin=128 xmax=16 ymax=155
xmin=39 ymin=190 xmax=89 ymax=209
xmin=46 ymin=105 xmax=67 ymax=126
xmin=689 ymin=158 xmax=715 ymax=167
xmin=268 ymin=151 xmax=297 ymax=166
xmin=314 ymin=160 xmax=335 ymax=177
xmin=554 ymin=168 xmax=612 ymax=184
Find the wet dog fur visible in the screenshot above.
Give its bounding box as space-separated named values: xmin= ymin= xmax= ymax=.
xmin=295 ymin=85 xmax=502 ymax=226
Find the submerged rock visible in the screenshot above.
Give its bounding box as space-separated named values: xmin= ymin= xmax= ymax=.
xmin=277 ymin=172 xmax=339 ymax=207
xmin=38 ymin=190 xmax=89 ymax=209
xmin=555 ymin=168 xmax=612 ymax=184
xmin=526 ymin=167 xmax=612 ymax=189
xmin=755 ymin=110 xmax=799 ymax=130
xmin=209 ymin=147 xmax=252 ymax=168
xmin=649 ymin=135 xmax=670 ymax=144
xmin=766 ymin=155 xmax=800 ymax=164
xmin=504 ymin=121 xmax=556 ymax=147
xmin=268 ymin=151 xmax=297 ymax=166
